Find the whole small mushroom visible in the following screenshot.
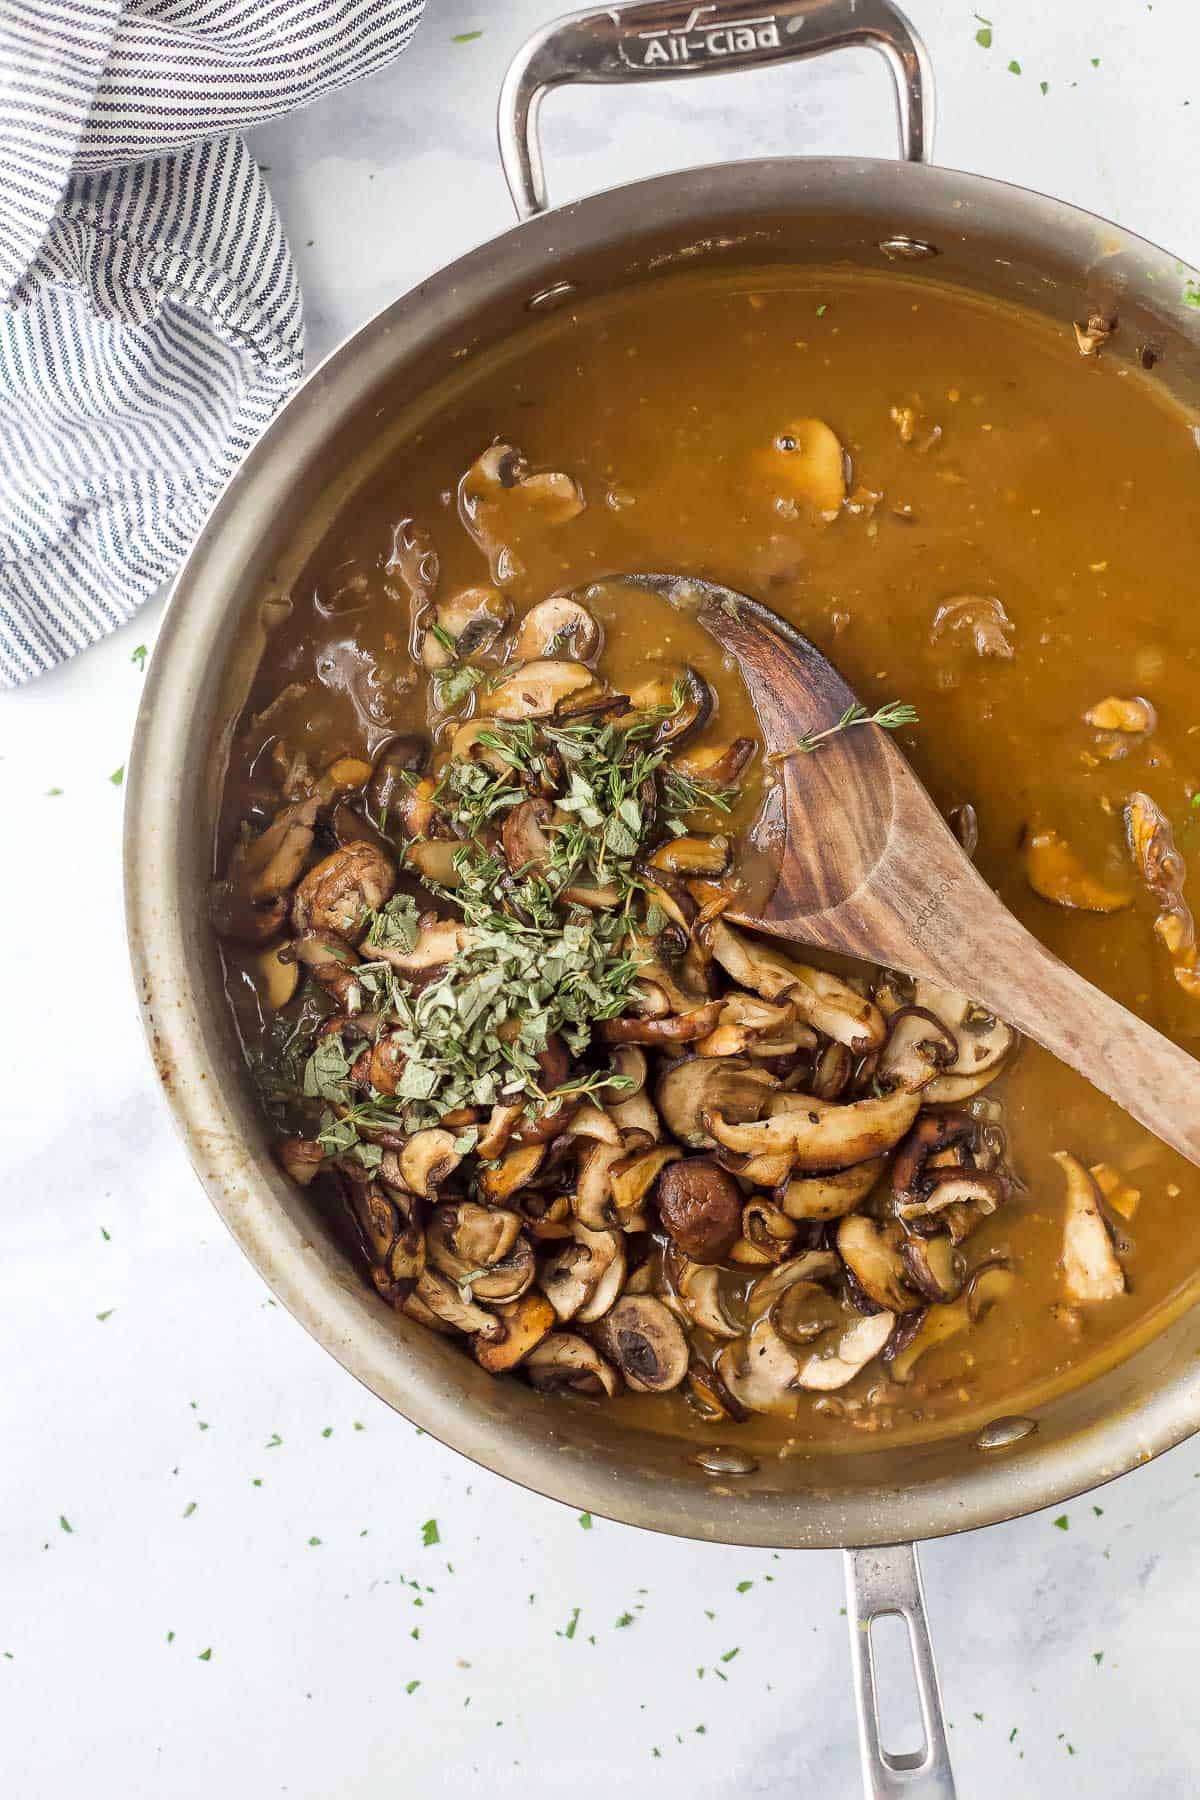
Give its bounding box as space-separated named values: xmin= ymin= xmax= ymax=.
xmin=655 ymin=1157 xmax=743 ymax=1263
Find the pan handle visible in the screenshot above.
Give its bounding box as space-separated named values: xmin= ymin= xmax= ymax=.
xmin=498 ymin=0 xmax=934 ymax=218
xmin=843 ymin=1542 xmax=957 ymax=1799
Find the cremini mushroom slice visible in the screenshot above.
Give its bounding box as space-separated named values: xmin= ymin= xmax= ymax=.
xmin=965 ymin=1258 xmax=1016 ymax=1321
xmin=602 ymin=1045 xmax=647 ymax=1101
xmin=626 ymin=666 xmax=714 ymax=748
xmin=427 ymin=1203 xmax=533 ymax=1302
xmin=705 ymin=1087 xmax=920 ymax=1171
xmin=572 ymin=1140 xmax=626 ymax=1230
xmin=836 ymin=1214 xmax=920 ymax=1313
xmin=292 ymin=841 xmax=396 ymax=943
xmin=610 ymin=1143 xmax=682 ymax=1219
xmin=592 ymin=1295 xmax=690 ymax=1393
xmin=671 ymin=736 xmax=757 ymax=788
xmin=901 ymin=1234 xmax=966 ymax=1304
xmin=1125 ymin=790 xmax=1197 ymax=972
xmin=930 ymin=594 xmax=1015 ymax=659
xmin=480 ymin=659 xmax=594 ymax=721
xmin=608 ymin=1088 xmax=663 ymax=1142
xmin=405 ymin=840 xmax=464 ymax=886
xmin=501 ymin=797 xmax=555 ymax=875
xmin=212 ymin=795 xmax=322 ymax=942
xmin=740 ymin=1198 xmax=798 ymax=1265
xmin=756 ymin=418 xmax=847 ymax=517
xmin=655 ymin=1156 xmax=744 ymax=1262
xmin=420 ymin=585 xmax=510 ymax=670
xmin=276 ymin=1138 xmax=324 ymax=1185
xmin=1085 ymin=694 xmax=1156 ymax=735
xmin=812 ymin=1041 xmax=852 ymax=1101
xmin=655 ymin=1055 xmax=778 ymax=1149
xmin=778 ymin=1157 xmax=886 ymax=1221
xmin=540 ymin=1222 xmax=625 ymax=1324
xmin=475 ymin=1101 xmax=525 ymax=1160
xmin=255 ymin=941 xmax=300 ymax=1010
xmin=886 ymin=1301 xmax=966 ymax=1384
xmin=478 ymin=1141 xmax=546 ymax=1203
xmin=794 ymin=1309 xmax=895 ymax=1391
xmin=400 ymin=1289 xmax=456 ymax=1335
xmin=900 ymin=1168 xmax=1008 ymax=1237
xmin=512 ymin=594 xmax=602 ymax=664
xmin=525 ymin=1332 xmax=621 ymax=1397
xmin=373 ymin=917 xmax=473 ymax=976
xmin=367 ymin=733 xmax=428 ymax=818
xmin=399 ymin=1128 xmax=462 ymax=1198
xmin=676 ymin=1262 xmax=743 ymax=1339
xmin=458 ymin=443 xmax=585 ymax=582
xmin=289 ymin=929 xmax=362 ymax=1007
xmin=473 ymin=1290 xmax=557 ymax=1373
xmin=415 ymin=1267 xmax=503 ymax=1339
xmin=694 ymin=992 xmax=802 ymax=1059
xmin=877 ymin=1006 xmax=957 ymax=1093
xmin=599 ymin=999 xmax=722 ymax=1048
xmin=561 ymin=1102 xmax=623 ymax=1147
xmin=1024 ymin=827 xmax=1132 ymax=913
xmin=686 ymin=1354 xmax=750 ymax=1423
xmin=744 ymin=1252 xmax=841 ymax=1325
xmin=1056 ymin=1150 xmax=1126 ymax=1303
xmin=707 ymin=922 xmax=885 ymax=1051
xmin=717 ymin=1315 xmax=805 ymax=1417
xmin=893 ymin=980 xmax=1015 ymax=1082
xmin=646 ymin=835 xmax=731 ymax=878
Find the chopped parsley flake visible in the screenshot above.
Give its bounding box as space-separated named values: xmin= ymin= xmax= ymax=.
xmin=1053 ymin=1514 xmax=1069 ymax=1530
xmin=131 ymin=644 xmax=148 ymax=671
xmin=421 ymin=1518 xmax=440 ymax=1547
xmin=198 ymin=1648 xmax=212 ymax=1662
xmin=95 ymin=1309 xmax=114 ymax=1322
xmin=183 ymin=1502 xmax=197 ymax=1519
xmin=406 ymin=1678 xmax=421 ymax=1694
xmin=59 ymin=1516 xmax=72 ymax=1534
xmin=735 ymin=1580 xmax=753 ymax=1593
xmin=109 ymin=765 xmax=124 ymax=786
xmin=578 ymin=1512 xmax=593 ymax=1530
xmin=452 ymin=29 xmax=483 ymax=42
xmin=1007 ymin=58 xmax=1021 ymax=74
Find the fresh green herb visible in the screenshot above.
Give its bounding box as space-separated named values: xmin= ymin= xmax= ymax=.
xmin=452 ymin=29 xmax=483 ymax=42
xmin=166 ymin=1631 xmax=175 ymax=1644
xmin=720 ymin=1648 xmax=740 ymax=1663
xmin=321 ymin=1426 xmax=333 ymax=1439
xmin=563 ymin=1607 xmax=581 ymax=1640
xmin=46 ymin=787 xmax=63 ymax=797
xmin=1040 ymin=80 xmax=1049 ymax=95
xmin=100 ymin=1227 xmax=110 ymax=1241
xmin=421 ymin=1518 xmax=440 ymax=1547
xmin=96 ymin=1309 xmax=113 ymax=1322
xmin=1053 ymin=1514 xmax=1069 ymax=1531
xmin=1093 ymin=1651 xmax=1104 ymax=1664
xmin=1007 ymin=59 xmax=1021 ymax=74
xmin=1183 ymin=280 xmax=1200 ymax=311
xmin=578 ymin=1512 xmax=593 ymax=1530
xmin=1090 ymin=56 xmax=1100 ymax=67
xmin=266 ymin=1433 xmax=282 ymax=1449
xmin=366 ymin=893 xmax=420 ymax=954
xmin=975 ymin=25 xmax=992 ymax=47
xmin=433 ymin=663 xmax=485 ymax=710
xmin=1093 ymin=1504 xmax=1104 ymax=1516
xmin=615 ymin=1612 xmax=635 ymax=1628
xmin=771 ymin=700 xmax=918 ymax=761
xmin=429 ymin=621 xmax=459 ymax=656
xmin=406 ymin=1678 xmax=422 ymax=1694
xmin=353 ymin=1420 xmax=365 ymax=1431
xmin=1009 ymin=1727 xmax=1019 ymax=1743
xmin=198 ymin=1648 xmax=212 ymax=1662
xmin=816 ymin=303 xmax=828 ymax=317
xmin=131 ymin=644 xmax=148 ymax=671
xmin=109 ymin=765 xmax=124 ymax=786
xmin=183 ymin=1502 xmax=197 ymax=1519
xmin=308 ymin=1536 xmax=322 ymax=1547
xmin=59 ymin=1516 xmax=73 ymax=1534
xmin=735 ymin=1580 xmax=753 ymax=1594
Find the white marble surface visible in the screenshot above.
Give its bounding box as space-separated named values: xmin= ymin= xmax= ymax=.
xmin=4 ymin=2 xmax=1200 ymax=1794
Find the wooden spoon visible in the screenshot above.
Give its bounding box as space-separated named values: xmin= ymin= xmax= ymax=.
xmin=623 ymin=573 xmax=1200 ymax=1169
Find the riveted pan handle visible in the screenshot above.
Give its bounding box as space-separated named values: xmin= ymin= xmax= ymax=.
xmin=843 ymin=1542 xmax=957 ymax=1799
xmin=498 ymin=0 xmax=934 ymax=218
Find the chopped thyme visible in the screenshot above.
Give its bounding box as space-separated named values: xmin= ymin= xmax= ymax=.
xmin=433 ymin=662 xmax=485 ymax=710
xmin=421 ymin=1518 xmax=440 ymax=1547
xmin=131 ymin=644 xmax=148 ymax=671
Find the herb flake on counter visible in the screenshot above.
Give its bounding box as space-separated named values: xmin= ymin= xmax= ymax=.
xmin=406 ymin=1679 xmax=421 ymax=1694
xmin=131 ymin=644 xmax=148 ymax=671
xmin=110 ymin=765 xmax=124 ymax=786
xmin=183 ymin=1502 xmax=197 ymax=1519
xmin=1053 ymin=1514 xmax=1069 ymax=1530
xmin=198 ymin=1648 xmax=212 ymax=1662
xmin=59 ymin=1516 xmax=73 ymax=1534
xmin=615 ymin=1612 xmax=635 ymax=1628
xmin=736 ymin=1580 xmax=753 ymax=1593
xmin=1007 ymin=59 xmax=1021 ymax=74
xmin=578 ymin=1512 xmax=593 ymax=1530
xmin=46 ymin=787 xmax=63 ymax=797
xmin=100 ymin=1227 xmax=110 ymax=1241
xmin=421 ymin=1518 xmax=440 ymax=1547
xmin=308 ymin=1537 xmax=322 ymax=1547
xmin=96 ymin=1309 xmax=114 ymax=1322
xmin=321 ymin=1426 xmax=333 ymax=1439
xmin=452 ymin=29 xmax=483 ymax=42
xmin=266 ymin=1433 xmax=282 ymax=1449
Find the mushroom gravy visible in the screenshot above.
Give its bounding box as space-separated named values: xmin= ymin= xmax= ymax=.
xmin=215 ymin=267 xmax=1200 ymax=1449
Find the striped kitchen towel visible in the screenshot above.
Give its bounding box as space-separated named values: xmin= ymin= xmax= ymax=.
xmin=0 ymin=0 xmax=425 ymax=686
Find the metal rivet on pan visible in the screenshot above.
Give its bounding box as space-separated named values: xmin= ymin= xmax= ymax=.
xmin=974 ymin=1415 xmax=1038 ymax=1451
xmin=527 ymin=280 xmax=578 ymax=312
xmin=879 ymin=235 xmax=941 ymax=260
xmin=693 ymin=1446 xmax=759 ymax=1476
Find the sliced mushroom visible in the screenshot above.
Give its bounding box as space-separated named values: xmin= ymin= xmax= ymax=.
xmin=794 ymin=1309 xmax=894 ymax=1391
xmin=930 ymin=594 xmax=1015 ymax=659
xmin=811 ymin=1041 xmax=853 ymax=1100
xmin=292 ymin=842 xmax=397 ymax=943
xmin=610 ymin=1143 xmax=682 ymax=1223
xmin=478 ymin=1142 xmax=545 ymax=1203
xmin=399 ymin=1129 xmax=462 ymax=1198
xmin=421 ymin=585 xmax=510 ymax=669
xmin=777 ymin=1157 xmax=885 ymax=1221
xmin=559 ymin=1102 xmax=622 ymax=1147
xmin=706 ymin=1087 xmax=920 ymax=1170
xmin=213 ymin=796 xmax=321 ymax=941
xmin=877 ymin=1006 xmax=957 ymax=1093
xmin=290 ymin=929 xmax=363 ymax=1007
xmin=475 ymin=1102 xmax=525 ymax=1160
xmin=756 ymin=418 xmax=847 ymax=517
xmin=608 ymin=1089 xmax=663 ymax=1142
xmin=512 ymin=595 xmax=601 ymax=664
xmin=891 ymin=1112 xmax=976 ymax=1213
xmin=694 ymin=992 xmax=802 ymax=1060
xmin=255 ymin=941 xmax=300 ymax=1010
xmin=685 ymin=1354 xmax=750 ymax=1423
xmin=836 ymin=1214 xmax=919 ymax=1313
xmin=371 ymin=918 xmax=472 ymax=976
xmin=592 ymin=1296 xmax=689 ymax=1393
xmin=540 ymin=1222 xmax=626 ymax=1324
xmin=900 ymin=1169 xmax=1008 ymax=1238
xmin=600 ymin=1000 xmax=723 ymax=1047
xmin=1057 ymin=1150 xmax=1126 ymax=1303
xmin=1126 ymin=791 xmax=1197 ymax=966
xmin=881 ymin=979 xmax=1014 ymax=1082
xmin=459 ymin=444 xmax=585 ymax=582
xmin=676 ymin=1262 xmax=743 ymax=1339
xmin=647 ymin=835 xmax=731 ymax=878
xmin=708 ymin=923 xmax=885 ymax=1051
xmin=1024 ymin=827 xmax=1131 ymax=913
xmin=965 ymin=1258 xmax=1016 ymax=1321
xmin=602 ymin=1045 xmax=647 ymax=1102
xmin=572 ymin=1141 xmax=626 ymax=1230
xmin=276 ymin=1138 xmax=325 ymax=1185
xmin=885 ymin=1301 xmax=967 ymax=1384
xmin=400 ymin=1289 xmax=456 ymax=1334
xmin=427 ymin=1202 xmax=532 ymax=1303
xmin=501 ymin=797 xmax=555 ymax=874
xmin=655 ymin=1055 xmax=778 ymax=1150
xmin=480 ymin=659 xmax=594 ymax=720
xmin=367 ymin=734 xmax=428 ymax=819
xmin=901 ymin=1234 xmax=966 ymax=1304
xmin=671 ymin=737 xmax=757 ymax=788
xmin=626 ymin=666 xmax=713 ymax=749
xmin=525 ymin=1332 xmax=621 ymax=1397
xmin=473 ymin=1290 xmax=557 ymax=1373
xmin=717 ymin=1316 xmax=805 ymax=1417
xmin=415 ymin=1267 xmax=502 ymax=1339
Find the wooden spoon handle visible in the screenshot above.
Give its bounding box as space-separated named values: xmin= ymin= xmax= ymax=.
xmin=954 ymin=899 xmax=1200 ymax=1169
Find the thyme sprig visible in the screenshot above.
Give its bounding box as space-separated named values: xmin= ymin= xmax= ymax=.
xmin=770 ymin=700 xmax=918 ymax=762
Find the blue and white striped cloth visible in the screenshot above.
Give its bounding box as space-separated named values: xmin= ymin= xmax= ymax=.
xmin=0 ymin=0 xmax=425 ymax=686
